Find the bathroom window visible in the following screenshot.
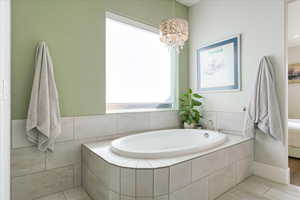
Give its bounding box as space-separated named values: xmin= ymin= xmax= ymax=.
xmin=106 ymin=12 xmax=177 ymax=113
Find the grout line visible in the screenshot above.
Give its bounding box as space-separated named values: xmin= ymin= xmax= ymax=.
xmin=190 ymin=160 xmax=193 ymax=184
xmin=204 ymin=110 xmax=245 ymax=114
xmin=152 ymin=168 xmax=154 ymax=198
xmin=119 ymin=166 xmax=121 ymax=197
xmin=135 ymin=168 xmax=137 ymax=198
xmin=262 ymin=187 xmax=272 ymax=195
xmin=72 ymin=164 xmax=76 ymax=187
xmin=62 ymin=191 xmax=68 ymax=200
xmin=168 ymin=166 xmax=170 ymax=200
xmin=234 ymin=187 xmax=272 ymax=200
xmin=11 ymin=164 xmax=75 ymax=178
xmin=72 ymin=117 xmax=76 ymax=140
xmin=44 ymin=150 xmax=47 ymax=172
xmin=216 ymin=111 xmax=219 ymax=130
xmin=31 ymin=191 xmax=67 ymax=200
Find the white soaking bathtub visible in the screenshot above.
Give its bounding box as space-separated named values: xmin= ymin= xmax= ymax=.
xmin=111 ymin=129 xmax=227 ymax=159
xmin=83 ymin=132 xmax=253 ymax=200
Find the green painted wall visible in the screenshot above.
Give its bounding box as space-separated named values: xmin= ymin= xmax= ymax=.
xmin=12 ymin=0 xmax=189 ymax=120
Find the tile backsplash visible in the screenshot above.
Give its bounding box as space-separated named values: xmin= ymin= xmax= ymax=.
xmin=202 ymin=111 xmax=245 ymax=136
xmin=12 ymin=111 xmax=180 ymax=149
xmin=11 ymin=110 xmax=246 ymax=200
xmin=11 ymin=111 xmax=180 ymax=200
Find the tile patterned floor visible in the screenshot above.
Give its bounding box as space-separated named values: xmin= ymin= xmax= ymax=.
xmin=289 ymin=157 xmax=300 ymax=186
xmin=217 ymin=176 xmax=300 ymax=200
xmin=37 ymin=176 xmax=300 ymax=200
xmin=35 ymin=187 xmax=91 ymax=200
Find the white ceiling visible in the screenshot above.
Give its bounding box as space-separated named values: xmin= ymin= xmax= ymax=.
xmin=288 ymin=0 xmax=300 ymax=47
xmin=176 ymin=0 xmax=200 ymax=7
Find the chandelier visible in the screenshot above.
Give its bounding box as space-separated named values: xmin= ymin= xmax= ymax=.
xmin=159 ymin=18 xmax=188 ymax=53
xmin=159 ymin=0 xmax=188 ymax=54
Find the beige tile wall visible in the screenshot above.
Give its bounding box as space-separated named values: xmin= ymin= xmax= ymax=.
xmin=11 ymin=110 xmax=246 ymax=200
xmin=11 ymin=111 xmax=180 ymax=200
xmin=83 ymin=140 xmax=254 ymax=200
xmin=202 ymin=111 xmax=245 ymax=136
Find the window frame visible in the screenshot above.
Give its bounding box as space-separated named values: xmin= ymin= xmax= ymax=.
xmin=105 ymin=12 xmax=178 ymax=114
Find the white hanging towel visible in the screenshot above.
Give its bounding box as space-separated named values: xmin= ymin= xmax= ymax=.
xmin=26 ymin=41 xmax=61 ymax=152
xmin=243 ymin=56 xmax=283 ymax=141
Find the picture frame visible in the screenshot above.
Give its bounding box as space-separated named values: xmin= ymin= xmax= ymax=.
xmin=196 ymin=34 xmax=241 ymax=93
xmin=288 ymin=63 xmax=300 ymax=84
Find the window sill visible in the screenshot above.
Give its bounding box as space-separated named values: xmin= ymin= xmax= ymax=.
xmin=106 ymin=108 xmax=178 ymax=114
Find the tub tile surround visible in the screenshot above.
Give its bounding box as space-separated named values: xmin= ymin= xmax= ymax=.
xmin=154 ymin=168 xmax=169 ymax=196
xmin=11 ymin=110 xmax=247 ymax=200
xmin=11 ymin=111 xmax=180 ymax=200
xmin=169 ymin=161 xmax=192 ymax=192
xmin=136 ymin=169 xmax=154 ymax=197
xmin=82 ymin=137 xmax=254 ymax=200
xmin=191 ymin=149 xmax=228 ymax=181
xmin=208 ymin=164 xmax=237 ymax=200
xmin=201 ymin=111 xmax=246 ymax=136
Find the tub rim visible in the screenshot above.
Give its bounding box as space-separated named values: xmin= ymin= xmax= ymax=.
xmin=83 ymin=132 xmax=253 ymax=169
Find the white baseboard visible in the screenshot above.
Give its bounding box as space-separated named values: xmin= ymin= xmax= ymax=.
xmin=253 ymin=161 xmax=290 ymax=184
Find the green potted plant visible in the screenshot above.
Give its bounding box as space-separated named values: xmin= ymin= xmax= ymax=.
xmin=179 ymin=88 xmax=203 ymax=129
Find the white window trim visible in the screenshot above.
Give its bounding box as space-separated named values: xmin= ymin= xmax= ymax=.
xmin=0 ymin=0 xmax=11 ymax=199
xmin=106 ymin=12 xmax=159 ymax=34
xmin=105 ymin=12 xmax=179 ymax=114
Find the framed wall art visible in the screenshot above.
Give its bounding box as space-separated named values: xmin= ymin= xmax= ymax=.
xmin=288 ymin=63 xmax=300 ymax=84
xmin=197 ymin=34 xmax=241 ymax=92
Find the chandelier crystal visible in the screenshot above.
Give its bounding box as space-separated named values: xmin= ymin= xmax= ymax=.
xmin=159 ymin=18 xmax=188 ymax=53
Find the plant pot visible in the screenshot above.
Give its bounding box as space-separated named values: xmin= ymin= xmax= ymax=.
xmin=183 ymin=122 xmax=196 ymax=129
